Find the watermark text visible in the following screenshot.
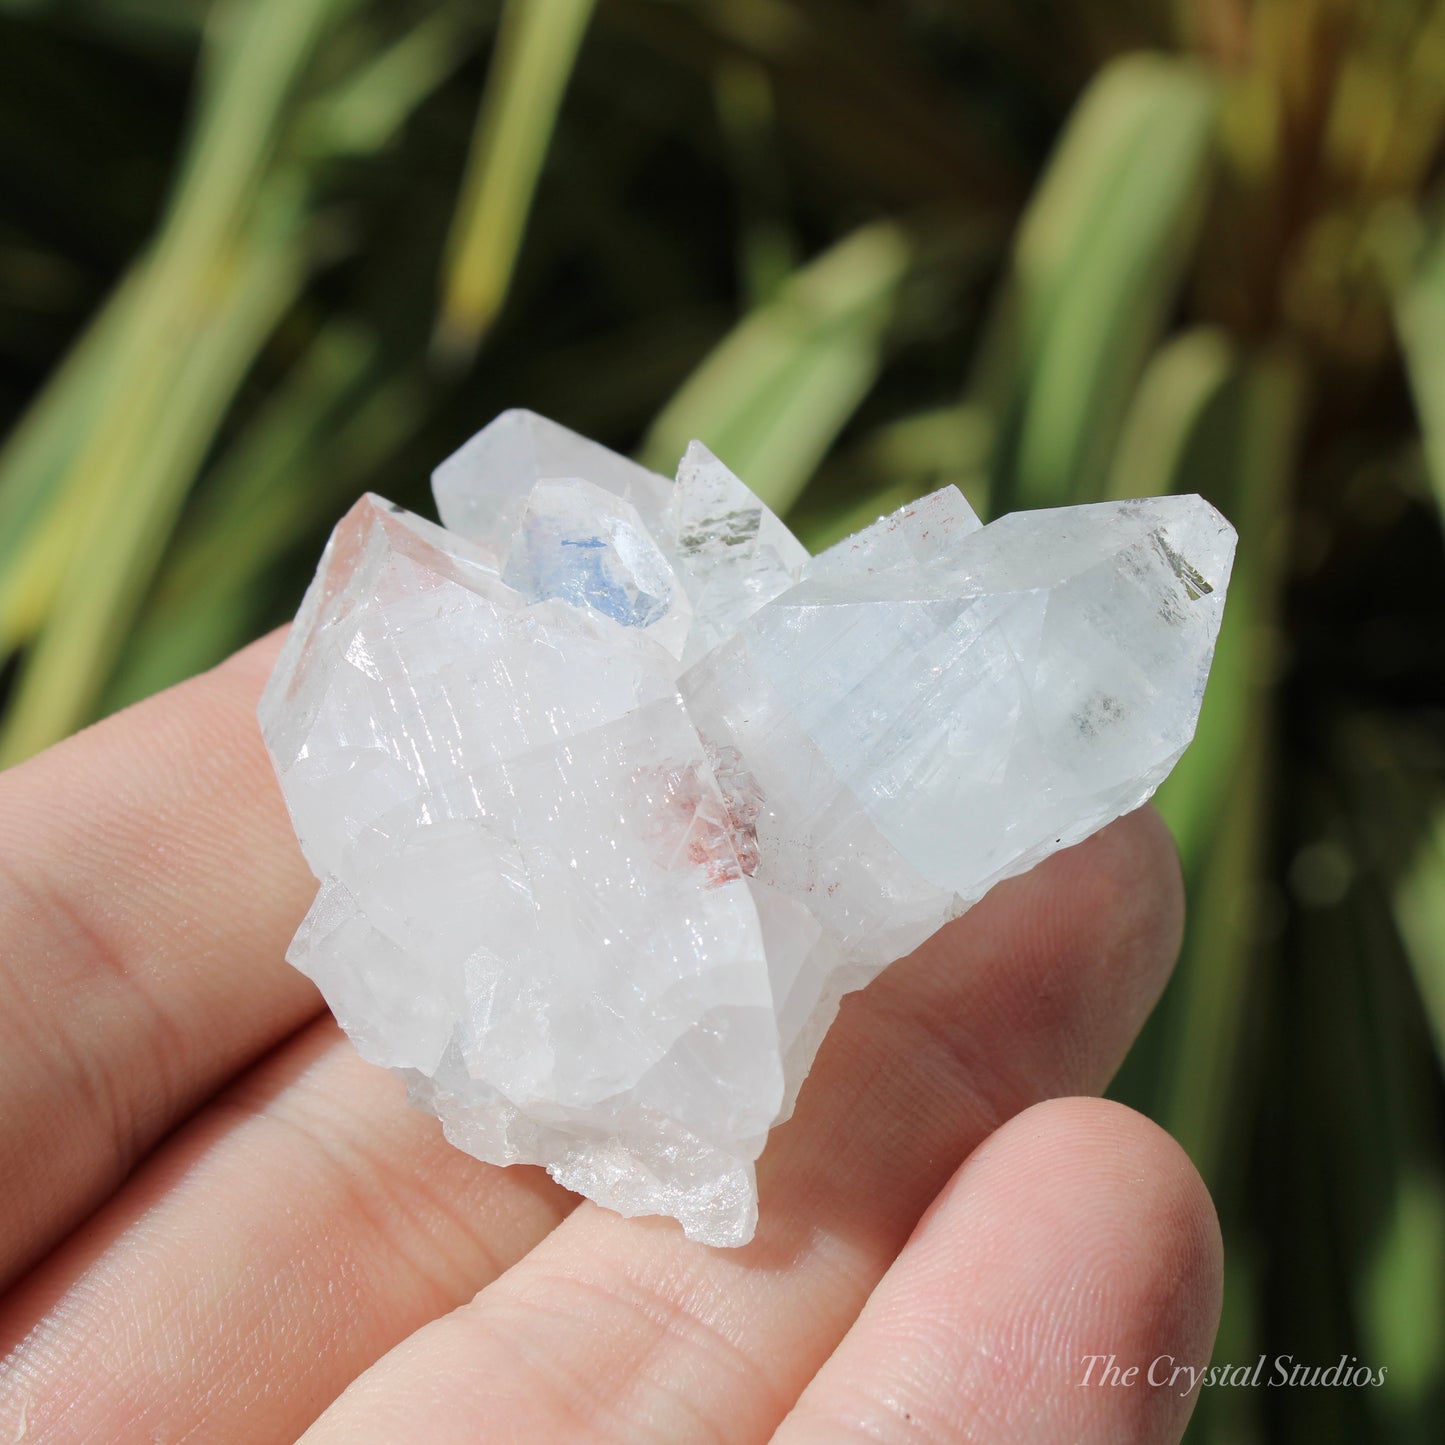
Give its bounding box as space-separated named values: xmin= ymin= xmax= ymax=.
xmin=1079 ymin=1354 xmax=1388 ymax=1396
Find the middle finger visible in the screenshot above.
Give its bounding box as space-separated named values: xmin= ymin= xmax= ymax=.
xmin=0 ymin=1017 xmax=576 ymax=1443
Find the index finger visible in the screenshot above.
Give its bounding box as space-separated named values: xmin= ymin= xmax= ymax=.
xmin=0 ymin=630 xmax=321 ymax=1286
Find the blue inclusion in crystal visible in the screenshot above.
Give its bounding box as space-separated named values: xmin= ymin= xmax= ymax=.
xmin=509 ymin=527 xmax=668 ymax=628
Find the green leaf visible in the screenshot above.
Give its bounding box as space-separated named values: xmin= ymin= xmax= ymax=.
xmin=1394 ymin=805 xmax=1445 ymax=1068
xmin=1350 ymin=729 xmax=1445 ymax=1076
xmin=0 ymin=0 xmax=370 ymax=757
xmin=1107 ymin=326 xmax=1235 ymax=502
xmin=296 ymin=11 xmax=477 ymax=160
xmin=1362 ymin=1167 xmax=1445 ymax=1408
xmin=971 ymin=52 xmax=1217 ymax=512
xmin=713 ymin=57 xmax=796 ymax=306
xmin=1146 ymin=345 xmax=1303 ymax=1182
xmin=0 ymin=197 xmax=312 ymax=766
xmin=0 ymin=0 xmax=436 ymax=657
xmin=163 ymin=0 xmax=356 ymax=283
xmin=1395 ymin=206 xmax=1445 ymax=522
xmin=0 ymin=267 xmax=146 ymax=652
xmin=106 ymin=329 xmax=423 ymax=707
xmin=1109 ymin=344 xmax=1303 ymax=1212
xmin=640 ymin=221 xmax=914 ymax=515
xmin=1152 ymin=345 xmax=1302 ymax=867
xmin=789 ymin=402 xmax=993 ymax=553
xmin=437 ymin=0 xmax=597 ymax=356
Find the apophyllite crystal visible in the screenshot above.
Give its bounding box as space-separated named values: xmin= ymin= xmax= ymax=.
xmin=259 ymin=409 xmax=1236 ymax=1246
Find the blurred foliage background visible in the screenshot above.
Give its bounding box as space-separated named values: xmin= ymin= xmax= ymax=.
xmin=1 ymin=0 xmax=1443 ymax=1438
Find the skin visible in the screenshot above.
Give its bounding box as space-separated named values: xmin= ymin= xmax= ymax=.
xmin=0 ymin=631 xmax=1222 ymax=1443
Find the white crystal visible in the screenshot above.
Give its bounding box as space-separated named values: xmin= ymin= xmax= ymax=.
xmin=502 ymin=478 xmax=694 ymax=658
xmin=667 ymin=441 xmax=810 ymax=661
xmin=433 ymin=407 xmax=674 ymax=565
xmin=259 ymin=408 xmax=1236 ymax=1247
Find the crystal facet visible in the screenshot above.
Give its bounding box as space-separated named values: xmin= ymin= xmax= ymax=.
xmin=260 ymin=408 xmax=1236 ymax=1246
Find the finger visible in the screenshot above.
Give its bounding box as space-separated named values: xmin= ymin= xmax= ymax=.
xmin=0 ymin=630 xmax=320 ymax=1286
xmin=0 ymin=1017 xmax=576 ymax=1444
xmin=301 ymin=806 xmax=1186 ymax=1445
xmin=773 ymin=1098 xmax=1223 ymax=1445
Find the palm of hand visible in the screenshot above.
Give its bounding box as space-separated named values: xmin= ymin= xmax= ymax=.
xmin=0 ymin=633 xmax=1220 ymax=1443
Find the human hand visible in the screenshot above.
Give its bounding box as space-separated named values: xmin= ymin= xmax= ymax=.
xmin=0 ymin=631 xmax=1221 ymax=1443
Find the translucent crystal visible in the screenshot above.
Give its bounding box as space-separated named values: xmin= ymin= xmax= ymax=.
xmin=260 ymin=408 xmax=1236 ymax=1246
xmin=502 ymin=478 xmax=693 ymax=657
xmin=667 ymin=441 xmax=810 ymax=661
xmin=433 ymin=407 xmax=674 ymax=563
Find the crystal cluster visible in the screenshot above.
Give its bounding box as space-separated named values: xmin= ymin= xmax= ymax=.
xmin=259 ymin=409 xmax=1235 ymax=1246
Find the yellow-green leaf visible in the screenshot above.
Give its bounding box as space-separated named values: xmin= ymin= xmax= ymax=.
xmin=640 ymin=222 xmax=913 ymax=514
xmin=971 ymin=53 xmax=1218 ymax=511
xmin=437 ymin=0 xmax=597 ymax=356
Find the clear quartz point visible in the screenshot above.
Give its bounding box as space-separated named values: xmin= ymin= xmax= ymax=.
xmin=259 ymin=409 xmax=1236 ymax=1247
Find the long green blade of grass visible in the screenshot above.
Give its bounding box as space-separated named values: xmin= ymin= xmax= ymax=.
xmin=1107 ymin=326 xmax=1235 ymax=503
xmin=296 ymin=10 xmax=476 ymax=160
xmin=1118 ymin=334 xmax=1297 ymax=867
xmin=713 ymin=57 xmax=796 ymax=307
xmin=106 ymin=331 xmax=423 ymax=708
xmin=640 ymin=221 xmax=914 ymax=514
xmin=1362 ymin=1167 xmax=1445 ymax=1424
xmin=0 ymin=0 xmax=350 ymax=627
xmin=0 ymin=268 xmax=146 ymax=650
xmin=1396 ymin=207 xmax=1445 ymax=522
xmin=0 ymin=0 xmax=350 ymax=649
xmin=789 ymin=403 xmax=993 ymax=552
xmin=1393 ymin=804 xmax=1445 ymax=1067
xmin=160 ymin=0 xmax=354 ymax=282
xmin=1156 ymin=346 xmax=1304 ymax=1171
xmin=971 ymin=52 xmax=1217 ymax=512
xmin=0 ymin=197 xmax=312 ymax=765
xmin=1342 ymin=716 xmax=1445 ymax=1075
xmin=437 ymin=0 xmax=597 ymax=357
xmin=1127 ymin=352 xmax=1304 ymax=1445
